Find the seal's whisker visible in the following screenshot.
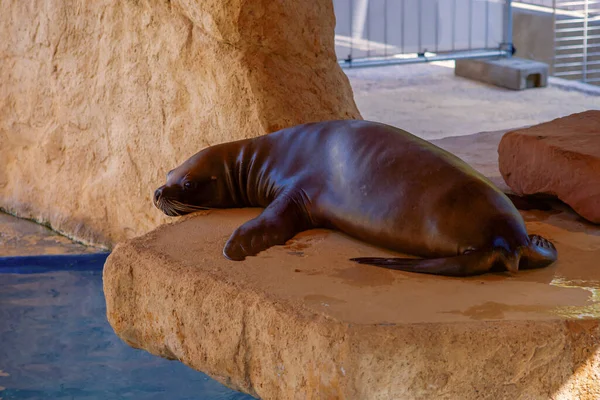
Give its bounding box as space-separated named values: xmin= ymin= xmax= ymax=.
xmin=165 ymin=203 xmax=180 ymax=215
xmin=161 ymin=199 xmax=207 ymax=216
xmin=170 ymin=200 xmax=209 ymax=212
xmin=160 ymin=200 xmax=171 ymax=214
xmin=166 ymin=201 xmax=184 ymax=211
xmin=169 ymin=202 xmax=192 ymax=213
xmin=160 ymin=199 xmax=181 ymax=216
xmin=178 ymin=204 xmax=209 ymax=211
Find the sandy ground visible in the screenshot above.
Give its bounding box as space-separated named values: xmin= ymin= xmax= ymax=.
xmin=2 ymin=62 xmax=599 ymax=256
xmin=345 ymin=61 xmax=600 ymax=140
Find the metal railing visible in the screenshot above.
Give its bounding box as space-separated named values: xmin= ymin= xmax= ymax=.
xmin=553 ymin=0 xmax=600 ymax=84
xmin=333 ymin=0 xmax=515 ymax=68
xmin=514 ymin=0 xmax=600 ymax=85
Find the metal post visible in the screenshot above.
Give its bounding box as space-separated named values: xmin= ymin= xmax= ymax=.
xmin=418 ymin=0 xmax=423 ymax=53
xmin=384 ymin=0 xmax=388 ymax=58
xmin=435 ymin=0 xmax=439 ymax=53
xmin=452 ymin=0 xmax=456 ymax=51
xmin=352 ymin=0 xmax=369 ymax=41
xmin=366 ymin=0 xmax=370 ymax=57
xmin=504 ymin=0 xmax=513 ymax=56
xmin=552 ymin=0 xmax=556 ymax=76
xmin=401 ymin=0 xmax=405 ymax=54
xmin=468 ymin=0 xmax=473 ymax=49
xmin=485 ymin=0 xmax=490 ymax=49
xmin=348 ymin=0 xmax=353 ymax=61
xmin=583 ymin=0 xmax=589 ymax=81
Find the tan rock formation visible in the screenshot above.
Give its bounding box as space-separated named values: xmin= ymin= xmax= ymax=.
xmin=0 ymin=0 xmax=360 ymax=247
xmin=104 ymin=207 xmax=600 ymax=400
xmin=104 ymin=132 xmax=600 ymax=399
xmin=498 ymin=111 xmax=600 ymax=224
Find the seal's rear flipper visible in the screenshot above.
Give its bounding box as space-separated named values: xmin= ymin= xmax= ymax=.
xmin=519 ymin=234 xmax=558 ymax=270
xmin=350 ymin=250 xmax=516 ymax=277
xmin=352 ymin=234 xmax=558 ymax=276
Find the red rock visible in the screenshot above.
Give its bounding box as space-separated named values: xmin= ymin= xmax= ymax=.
xmin=498 ymin=110 xmax=600 ymax=223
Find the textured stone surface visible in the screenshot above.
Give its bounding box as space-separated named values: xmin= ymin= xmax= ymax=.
xmin=499 ymin=111 xmax=600 ymax=224
xmin=104 ymin=131 xmax=600 ymax=399
xmin=0 ymin=0 xmax=360 ymax=248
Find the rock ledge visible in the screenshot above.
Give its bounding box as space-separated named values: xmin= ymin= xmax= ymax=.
xmin=104 ymin=199 xmax=600 ymax=399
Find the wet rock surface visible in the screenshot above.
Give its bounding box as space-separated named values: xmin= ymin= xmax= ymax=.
xmin=0 ymin=212 xmax=101 ymax=257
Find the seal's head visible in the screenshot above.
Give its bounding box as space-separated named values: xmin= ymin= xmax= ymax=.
xmin=153 ymin=147 xmax=234 ymax=216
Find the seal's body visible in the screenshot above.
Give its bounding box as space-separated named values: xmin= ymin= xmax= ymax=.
xmin=154 ymin=120 xmax=557 ymax=276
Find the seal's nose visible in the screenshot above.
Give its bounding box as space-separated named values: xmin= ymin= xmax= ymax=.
xmin=154 ymin=187 xmax=163 ymax=204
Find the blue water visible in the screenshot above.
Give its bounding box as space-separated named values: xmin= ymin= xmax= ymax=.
xmin=0 ymin=255 xmax=253 ymax=400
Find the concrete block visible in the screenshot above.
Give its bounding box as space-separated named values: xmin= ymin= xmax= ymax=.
xmin=455 ymin=57 xmax=549 ymax=90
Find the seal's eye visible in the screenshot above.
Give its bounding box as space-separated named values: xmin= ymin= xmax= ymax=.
xmin=183 ymin=182 xmax=192 ymax=190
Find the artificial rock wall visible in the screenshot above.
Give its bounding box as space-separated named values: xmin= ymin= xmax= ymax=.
xmin=0 ymin=0 xmax=360 ymax=247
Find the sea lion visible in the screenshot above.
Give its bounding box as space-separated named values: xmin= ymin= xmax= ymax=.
xmin=153 ymin=120 xmax=557 ymax=277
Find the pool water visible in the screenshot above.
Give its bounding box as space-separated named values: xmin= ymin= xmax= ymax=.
xmin=0 ymin=255 xmax=253 ymax=400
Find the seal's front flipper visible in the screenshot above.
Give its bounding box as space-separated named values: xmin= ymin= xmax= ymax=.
xmin=223 ymin=192 xmax=312 ymax=261
xmin=519 ymin=234 xmax=558 ymax=270
xmin=351 ymin=250 xmax=516 ymax=277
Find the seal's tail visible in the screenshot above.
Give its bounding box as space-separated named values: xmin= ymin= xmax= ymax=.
xmin=351 ymin=235 xmax=557 ymax=277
